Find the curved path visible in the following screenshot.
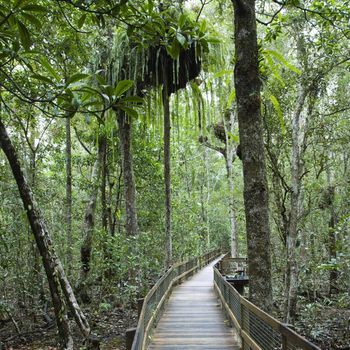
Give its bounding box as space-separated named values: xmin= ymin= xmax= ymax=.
xmin=148 ymin=258 xmax=240 ymax=350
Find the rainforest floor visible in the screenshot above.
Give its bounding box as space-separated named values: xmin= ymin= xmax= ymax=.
xmin=1 ymin=296 xmax=349 ymax=349
xmin=0 ymin=304 xmax=137 ymax=350
xmin=296 ymin=302 xmax=350 ymax=350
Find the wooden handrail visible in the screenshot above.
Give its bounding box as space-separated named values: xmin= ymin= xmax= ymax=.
xmin=214 ymin=257 xmax=321 ymax=350
xmin=131 ymin=248 xmax=221 ymax=350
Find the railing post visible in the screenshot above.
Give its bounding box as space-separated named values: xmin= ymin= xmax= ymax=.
xmin=126 ymin=328 xmax=136 ymax=350
xmin=137 ymin=298 xmax=144 ymax=319
xmin=282 ymin=334 xmax=287 ymax=350
xmin=240 ymin=297 xmax=245 ymax=350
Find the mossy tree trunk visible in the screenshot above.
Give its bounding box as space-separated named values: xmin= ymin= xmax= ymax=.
xmin=224 ymin=111 xmax=239 ymax=258
xmin=284 ymin=30 xmax=311 ymax=324
xmin=327 ymin=168 xmax=338 ymax=296
xmin=65 ymin=114 xmax=73 ymax=277
xmin=284 ymin=82 xmax=307 ymax=323
xmin=117 ymin=111 xmax=139 ymax=236
xmin=162 ymin=58 xmax=172 ymax=268
xmin=232 ymin=0 xmax=273 ymax=312
xmin=77 ymin=136 xmax=106 ymax=303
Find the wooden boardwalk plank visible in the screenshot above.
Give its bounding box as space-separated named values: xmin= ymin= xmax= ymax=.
xmin=147 ymin=258 xmax=240 ymax=350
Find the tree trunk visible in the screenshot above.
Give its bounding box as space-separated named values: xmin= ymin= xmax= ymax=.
xmin=65 ymin=115 xmax=73 ymax=277
xmin=77 ymin=136 xmax=106 ymax=303
xmin=284 ymin=83 xmax=307 ymax=323
xmin=224 ymin=110 xmax=238 ymax=258
xmin=199 ymin=147 xmax=210 ymax=248
xmin=232 ymin=0 xmax=273 ymax=312
xmin=110 ymin=168 xmax=123 ymax=236
xmin=163 ymin=63 xmax=172 ymax=268
xmin=227 ymin=161 xmax=238 ymax=258
xmin=27 ymin=141 xmax=47 ymax=309
xmin=284 ymin=28 xmax=310 ymax=323
xmin=0 ymin=118 xmax=74 ymax=349
xmin=327 ymin=168 xmax=338 ymax=296
xmin=101 ymin=142 xmax=108 ymax=232
xmin=205 ymin=149 xmax=211 ymax=248
xmin=117 ymin=112 xmax=139 ymax=236
xmin=200 ymin=111 xmax=238 ymax=256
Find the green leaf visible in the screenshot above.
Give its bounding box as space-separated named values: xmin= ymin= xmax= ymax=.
xmin=82 ymin=100 xmax=102 ymax=108
xmin=227 ymin=89 xmax=236 ymax=108
xmin=95 ymin=74 xmax=106 ymax=85
xmin=119 ymin=106 xmax=138 ymax=119
xmin=206 ymin=37 xmax=221 ymax=44
xmin=270 ymin=94 xmax=285 ymax=134
xmin=114 ymin=80 xmax=134 ymax=97
xmin=176 ymin=32 xmax=187 ymax=47
xmin=213 ymin=70 xmax=233 ymax=79
xmin=121 ymin=96 xmax=144 ymax=104
xmin=147 ymin=0 xmax=154 ymax=13
xmin=71 ymin=96 xmax=80 ymax=109
xmin=227 ymin=131 xmax=239 ymax=143
xmin=265 ymin=54 xmax=285 ymax=86
xmin=166 ymin=40 xmax=180 ymax=59
xmin=39 ymin=57 xmax=60 ymax=82
xmin=77 ymin=14 xmax=87 ymax=29
xmin=104 ymin=85 xmax=115 ymax=97
xmin=199 ymin=19 xmax=207 ymax=33
xmin=21 ymin=4 xmax=47 ymax=13
xmin=0 ymin=4 xmax=10 ymax=12
xmin=22 ymin=12 xmax=42 ymax=28
xmin=178 ymin=14 xmax=187 ymax=28
xmin=67 ymin=73 xmax=90 ymax=85
xmin=96 ymin=14 xmax=105 ymax=28
xmin=31 ymin=73 xmax=54 ymax=84
xmin=14 ymin=0 xmax=26 ymax=8
xmin=63 ymin=88 xmax=73 ymax=98
xmin=265 ymin=49 xmax=302 ymax=75
xmin=191 ymin=81 xmax=201 ymax=97
xmin=17 ymin=20 xmax=31 ymax=51
xmin=81 ymin=86 xmax=101 ymax=96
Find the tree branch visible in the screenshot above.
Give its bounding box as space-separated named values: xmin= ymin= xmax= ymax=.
xmin=256 ymin=4 xmax=284 ymax=26
xmin=73 ymin=126 xmax=92 ymax=155
xmin=200 ymin=139 xmax=226 ymax=157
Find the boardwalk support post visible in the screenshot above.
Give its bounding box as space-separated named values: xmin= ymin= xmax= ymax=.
xmin=137 ymin=298 xmax=144 ymax=319
xmin=126 ymin=327 xmax=136 ymax=350
xmin=282 ymin=334 xmax=287 ymax=350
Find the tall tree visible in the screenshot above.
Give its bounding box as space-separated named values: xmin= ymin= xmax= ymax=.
xmin=326 ymin=166 xmax=338 ymax=296
xmin=66 ymin=114 xmax=73 ymax=276
xmin=0 ymin=117 xmax=90 ymax=349
xmin=232 ymin=0 xmax=273 ymax=311
xmin=117 ymin=111 xmax=139 ymax=236
xmin=162 ymin=58 xmax=173 ymax=268
xmin=199 ymin=109 xmax=239 ymax=257
xmin=77 ymin=135 xmax=106 ymax=302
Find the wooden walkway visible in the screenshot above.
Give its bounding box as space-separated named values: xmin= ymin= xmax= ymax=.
xmin=148 ymin=258 xmax=240 ymax=350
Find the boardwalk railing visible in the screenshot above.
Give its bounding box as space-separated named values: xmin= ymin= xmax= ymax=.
xmin=214 ymin=258 xmax=321 ymax=350
xmin=131 ymin=249 xmax=221 ymax=350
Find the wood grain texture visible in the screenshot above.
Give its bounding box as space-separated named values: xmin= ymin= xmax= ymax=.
xmin=148 ymin=259 xmax=240 ymax=350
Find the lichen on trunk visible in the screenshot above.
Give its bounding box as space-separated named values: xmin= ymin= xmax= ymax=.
xmin=232 ymin=0 xmax=273 ymax=312
xmin=76 ymin=136 xmax=106 ymax=303
xmin=117 ymin=111 xmax=139 ymax=236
